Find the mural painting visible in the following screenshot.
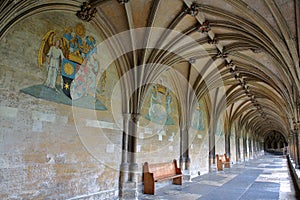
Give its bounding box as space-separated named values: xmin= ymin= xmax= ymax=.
xmin=145 ymin=84 xmax=174 ymax=125
xmin=191 ymin=102 xmax=205 ymax=131
xmin=21 ymin=23 xmax=107 ymax=110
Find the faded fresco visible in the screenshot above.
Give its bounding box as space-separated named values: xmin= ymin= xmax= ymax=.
xmin=144 ymin=84 xmax=174 ymax=125
xmin=191 ymin=102 xmax=205 ymax=131
xmin=21 ymin=23 xmax=107 ymax=110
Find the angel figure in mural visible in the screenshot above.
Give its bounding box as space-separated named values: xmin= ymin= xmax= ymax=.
xmin=23 ymin=24 xmax=107 ymax=110
xmin=38 ymin=30 xmax=68 ymax=90
xmin=37 ymin=25 xmax=98 ymax=99
xmin=44 ymin=39 xmax=65 ymax=91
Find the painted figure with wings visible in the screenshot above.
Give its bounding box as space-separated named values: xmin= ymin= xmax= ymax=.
xmin=38 ymin=23 xmax=98 ymax=98
xmin=38 ymin=30 xmax=68 ymax=91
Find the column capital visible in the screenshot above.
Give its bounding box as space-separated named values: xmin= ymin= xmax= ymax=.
xmin=184 ymin=3 xmax=200 ymax=17
xmin=122 ymin=113 xmax=131 ymax=119
xmin=76 ymin=2 xmax=97 ymax=22
xmin=123 ymin=113 xmax=141 ymax=123
xmin=293 ymin=120 xmax=299 ymax=131
xmin=117 ymin=0 xmax=130 ymax=4
xmin=130 ymin=113 xmax=141 ymax=123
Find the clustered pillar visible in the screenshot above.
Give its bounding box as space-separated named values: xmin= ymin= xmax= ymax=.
xmin=180 ymin=127 xmax=191 ymax=179
xmin=119 ymin=113 xmax=141 ymax=200
xmin=225 ymin=132 xmax=230 ymax=159
xmin=235 ymin=133 xmax=241 ymax=163
xmin=209 ymin=129 xmax=216 ymax=172
xmin=289 ymin=125 xmax=300 ymax=169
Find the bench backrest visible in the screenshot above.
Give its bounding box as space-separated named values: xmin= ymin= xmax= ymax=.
xmin=219 ymin=155 xmax=226 ymax=162
xmin=217 ymin=154 xmax=229 ymax=162
xmin=144 ymin=160 xmax=180 ymax=179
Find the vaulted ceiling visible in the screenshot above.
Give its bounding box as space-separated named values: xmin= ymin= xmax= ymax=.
xmin=0 ymin=0 xmax=299 ymax=139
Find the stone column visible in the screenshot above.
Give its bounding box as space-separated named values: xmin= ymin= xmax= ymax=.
xmin=235 ymin=134 xmax=240 ymax=163
xmin=256 ymin=139 xmax=260 ymax=154
xmin=209 ymin=129 xmax=215 ymax=172
xmin=225 ymin=132 xmax=231 ymax=158
xmin=128 ymin=113 xmax=141 ymax=182
xmin=180 ymin=127 xmax=191 ymax=179
xmin=179 ymin=127 xmax=185 ymax=170
xmin=252 ymin=137 xmax=256 ymax=158
xmin=248 ymin=138 xmax=251 ymax=159
xmin=289 ymin=132 xmax=294 ymax=160
xmin=120 ymin=114 xmax=130 ymax=184
xmin=119 ymin=113 xmax=141 ymax=200
xmin=184 ymin=127 xmax=191 ymax=172
xmin=243 ymin=137 xmax=248 ymax=161
xmin=294 ymin=129 xmax=300 ymax=169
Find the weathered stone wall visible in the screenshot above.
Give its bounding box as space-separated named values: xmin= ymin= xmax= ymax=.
xmin=189 ymin=128 xmax=209 ymax=177
xmin=0 ymin=11 xmax=121 ymax=200
xmin=0 ymin=7 xmax=222 ymax=200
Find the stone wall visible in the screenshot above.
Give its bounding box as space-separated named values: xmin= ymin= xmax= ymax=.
xmin=0 ymin=7 xmax=223 ymax=200
xmin=0 ymin=11 xmax=121 ymax=200
xmin=189 ymin=128 xmax=209 ymax=177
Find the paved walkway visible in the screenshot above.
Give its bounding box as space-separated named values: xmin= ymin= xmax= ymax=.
xmin=140 ymin=153 xmax=300 ymax=200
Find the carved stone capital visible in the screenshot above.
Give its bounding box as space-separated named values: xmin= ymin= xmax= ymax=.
xmin=76 ymin=2 xmax=97 ymax=22
xmin=130 ymin=113 xmax=141 ymax=123
xmin=217 ymin=50 xmax=228 ymax=59
xmin=117 ymin=0 xmax=130 ymax=4
xmin=122 ymin=113 xmax=131 ymax=120
xmin=185 ymin=3 xmax=200 ymax=17
xmin=198 ymin=20 xmax=211 ymax=33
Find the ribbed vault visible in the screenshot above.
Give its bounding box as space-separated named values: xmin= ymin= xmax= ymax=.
xmin=0 ymin=0 xmax=299 ymax=150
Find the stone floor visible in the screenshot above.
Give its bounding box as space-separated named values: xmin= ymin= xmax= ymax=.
xmin=140 ymin=153 xmax=300 ymax=200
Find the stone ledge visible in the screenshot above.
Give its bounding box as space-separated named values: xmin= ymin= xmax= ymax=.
xmin=286 ymin=155 xmax=300 ymax=192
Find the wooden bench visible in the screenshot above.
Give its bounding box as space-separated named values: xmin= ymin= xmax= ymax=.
xmin=216 ymin=153 xmax=230 ymax=171
xmin=143 ymin=159 xmax=182 ymax=194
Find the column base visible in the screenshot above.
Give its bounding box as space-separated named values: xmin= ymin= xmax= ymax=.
xmin=129 ymin=162 xmax=139 ymax=182
xmin=183 ymin=174 xmax=191 ymax=181
xmin=295 ymin=164 xmax=300 ymax=169
xmin=119 ymin=181 xmax=138 ymax=200
xmin=179 ymin=157 xmax=184 ymax=170
xmin=120 ymin=162 xmax=129 ymax=183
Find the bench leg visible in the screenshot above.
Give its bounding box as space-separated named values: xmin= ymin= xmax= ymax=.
xmin=144 ymin=178 xmax=155 ymax=194
xmin=224 ymin=162 xmax=230 ymax=168
xmin=144 ymin=183 xmax=155 ymax=195
xmin=173 ymin=177 xmax=182 ymax=185
xmin=217 ymin=162 xmax=223 ymax=171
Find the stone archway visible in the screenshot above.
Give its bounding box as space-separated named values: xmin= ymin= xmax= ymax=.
xmin=264 ymin=131 xmax=288 ymax=154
